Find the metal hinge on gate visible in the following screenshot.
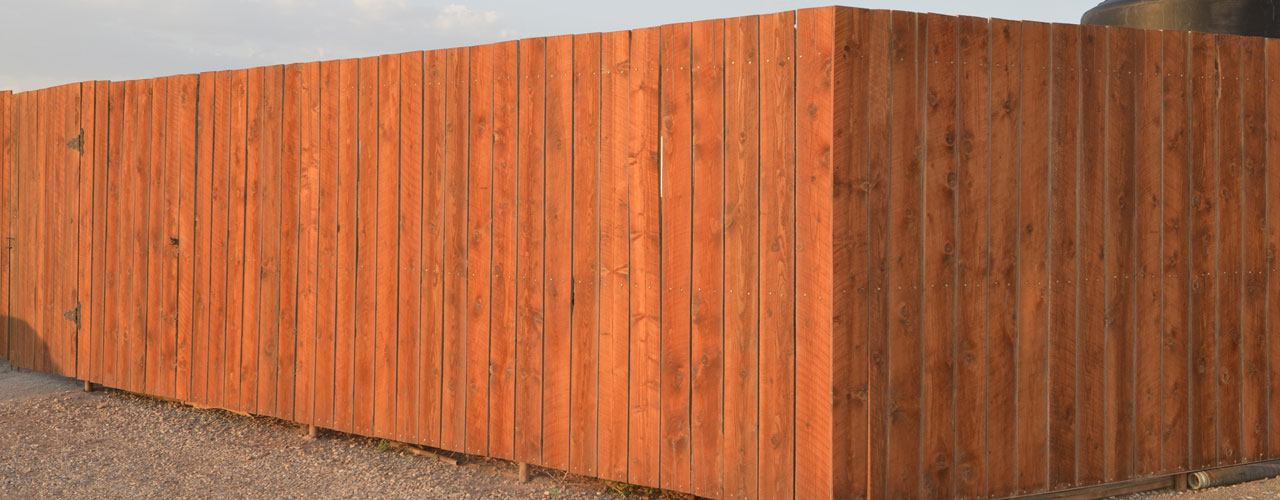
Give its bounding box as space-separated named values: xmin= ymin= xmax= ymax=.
xmin=63 ymin=302 xmax=81 ymax=330
xmin=66 ymin=129 xmax=84 ymax=154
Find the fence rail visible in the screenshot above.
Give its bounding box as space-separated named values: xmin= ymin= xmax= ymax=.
xmin=2 ymin=5 xmax=1279 ymax=499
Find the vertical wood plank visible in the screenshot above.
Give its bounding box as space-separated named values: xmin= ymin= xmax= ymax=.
xmin=956 ymin=14 xmax=991 ymax=498
xmin=1240 ymin=36 xmax=1268 ymax=464
xmin=865 ymin=10 xmax=892 ymax=498
xmin=723 ymin=15 xmax=761 ymax=500
xmin=1135 ymin=29 xmax=1165 ymax=475
xmin=570 ymin=32 xmax=601 ymax=477
xmin=921 ymin=13 xmax=959 ymax=498
xmin=396 ymin=51 xmax=423 ymax=443
xmin=354 ymin=56 xmax=378 ymax=435
xmin=600 ymin=26 xmax=633 ymax=485
xmin=758 ymin=11 xmax=795 ymax=499
xmin=226 ymin=70 xmax=249 ymax=412
xmin=542 ymin=34 xmax=574 ymax=470
xmin=374 ymin=52 xmax=400 ymax=439
xmin=515 ymin=36 xmax=547 ymax=466
xmin=316 ymin=60 xmax=340 ymax=430
xmin=1214 ymin=34 xmax=1243 ymax=466
xmin=1188 ymin=32 xmax=1217 ymax=470
xmin=257 ymin=65 xmax=284 ymax=418
xmin=77 ymin=82 xmax=95 ymax=381
xmin=466 ymin=44 xmax=493 ymax=455
xmin=1268 ymin=37 xmax=1280 ymax=460
xmin=244 ymin=67 xmax=268 ymax=414
xmin=420 ymin=49 xmax=447 ymax=447
xmin=143 ymin=79 xmax=163 ymax=397
xmin=628 ymin=24 xmax=661 ymax=488
xmin=690 ymin=16 xmax=725 ymax=499
xmin=296 ymin=61 xmax=322 ymax=426
xmin=334 ymin=58 xmax=360 ymax=434
xmin=1018 ymin=20 xmax=1051 ymax=494
xmin=176 ymin=76 xmax=199 ymax=402
xmin=1103 ymin=26 xmax=1138 ymax=483
xmin=0 ymin=90 xmax=8 ymax=363
xmin=194 ymin=73 xmax=215 ymax=405
xmin=1077 ymin=23 xmax=1107 ymax=486
xmin=277 ymin=64 xmax=302 ymax=421
xmin=489 ymin=41 xmax=518 ymax=460
xmin=659 ymin=21 xmax=693 ymax=491
xmin=210 ymin=70 xmax=232 ymax=409
xmin=987 ymin=18 xmax=1021 ymax=497
xmin=1161 ymin=30 xmax=1191 ymax=474
xmin=90 ymin=82 xmax=111 ymax=384
xmin=1048 ymin=21 xmax=1080 ymax=490
xmin=440 ymin=47 xmax=469 ymax=451
xmin=242 ymin=68 xmax=264 ymax=413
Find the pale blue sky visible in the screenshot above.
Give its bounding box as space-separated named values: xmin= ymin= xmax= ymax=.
xmin=0 ymin=0 xmax=1102 ymax=92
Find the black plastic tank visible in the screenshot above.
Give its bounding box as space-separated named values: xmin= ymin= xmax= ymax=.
xmin=1081 ymin=0 xmax=1280 ymax=37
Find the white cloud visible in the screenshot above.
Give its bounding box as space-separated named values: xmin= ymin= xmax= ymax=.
xmin=433 ymin=4 xmax=500 ymax=31
xmin=351 ymin=0 xmax=408 ymax=17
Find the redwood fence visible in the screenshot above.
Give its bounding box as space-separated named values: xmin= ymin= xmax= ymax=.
xmin=2 ymin=5 xmax=1280 ymax=499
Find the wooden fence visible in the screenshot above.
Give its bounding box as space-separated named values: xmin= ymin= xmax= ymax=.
xmin=3 ymin=5 xmax=1280 ymax=499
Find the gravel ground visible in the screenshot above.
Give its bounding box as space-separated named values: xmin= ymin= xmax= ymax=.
xmin=0 ymin=360 xmax=659 ymax=500
xmin=1117 ymin=476 xmax=1280 ymax=500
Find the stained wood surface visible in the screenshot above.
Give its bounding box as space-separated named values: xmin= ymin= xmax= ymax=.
xmin=3 ymin=7 xmax=1280 ymax=500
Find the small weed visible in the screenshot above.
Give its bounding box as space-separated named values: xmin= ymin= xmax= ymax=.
xmin=377 ymin=439 xmax=391 ymax=453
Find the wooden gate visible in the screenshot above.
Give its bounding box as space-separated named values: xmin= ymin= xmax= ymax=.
xmin=2 ymin=83 xmax=93 ymax=379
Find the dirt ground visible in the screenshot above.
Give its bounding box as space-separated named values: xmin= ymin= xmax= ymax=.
xmin=0 ymin=360 xmax=658 ymax=500
xmin=4 ymin=359 xmax=1279 ymax=500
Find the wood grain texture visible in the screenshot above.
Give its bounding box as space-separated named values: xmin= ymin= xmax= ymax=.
xmin=598 ymin=28 xmax=631 ymax=483
xmin=722 ymin=14 xmax=761 ymax=500
xmin=541 ymin=34 xmax=574 ymax=471
xmin=210 ymin=71 xmax=232 ymax=410
xmin=864 ymin=10 xmax=892 ymax=498
xmin=296 ymin=61 xmax=321 ymax=426
xmin=1240 ymin=36 xmax=1268 ymax=464
xmin=440 ymin=47 xmax=469 ymax=451
xmin=333 ymin=60 xmax=360 ymax=433
xmin=1214 ymin=34 xmax=1243 ymax=467
xmin=690 ymin=16 xmax=726 ymax=500
xmin=921 ymin=13 xmax=958 ymax=498
xmin=1268 ymin=37 xmax=1280 ymax=461
xmin=465 ymin=44 xmax=493 ymax=455
xmin=758 ymin=11 xmax=795 ymax=499
xmin=1188 ymin=32 xmax=1217 ymax=471
xmin=1048 ymin=21 xmax=1080 ymax=491
xmin=374 ymin=52 xmax=400 ymax=439
xmin=420 ymin=48 xmax=446 ymax=447
xmin=1161 ymin=30 xmax=1191 ymax=474
xmin=488 ymin=40 xmax=518 ymax=461
xmin=396 ymin=51 xmax=423 ymax=443
xmin=354 ymin=56 xmax=377 ymax=435
xmin=1135 ymin=29 xmax=1164 ymax=475
xmin=987 ymin=17 xmax=1020 ymax=497
xmin=1018 ymin=20 xmax=1051 ymax=494
xmin=194 ymin=73 xmax=214 ymax=405
xmin=277 ymin=64 xmax=301 ymax=421
xmin=515 ymin=37 xmax=547 ymax=466
xmin=658 ymin=22 xmax=692 ymax=492
xmin=569 ymin=32 xmax=601 ymax=477
xmin=1077 ymin=23 xmax=1108 ymax=486
xmin=955 ymin=14 xmax=991 ymax=498
xmin=227 ymin=70 xmax=250 ymax=413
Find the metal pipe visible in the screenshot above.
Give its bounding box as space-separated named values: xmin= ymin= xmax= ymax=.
xmin=1188 ymin=461 xmax=1280 ymax=490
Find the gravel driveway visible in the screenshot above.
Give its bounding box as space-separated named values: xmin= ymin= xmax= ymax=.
xmin=0 ymin=360 xmax=652 ymax=500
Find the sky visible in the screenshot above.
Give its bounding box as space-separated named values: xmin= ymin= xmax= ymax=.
xmin=0 ymin=0 xmax=1103 ymax=92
